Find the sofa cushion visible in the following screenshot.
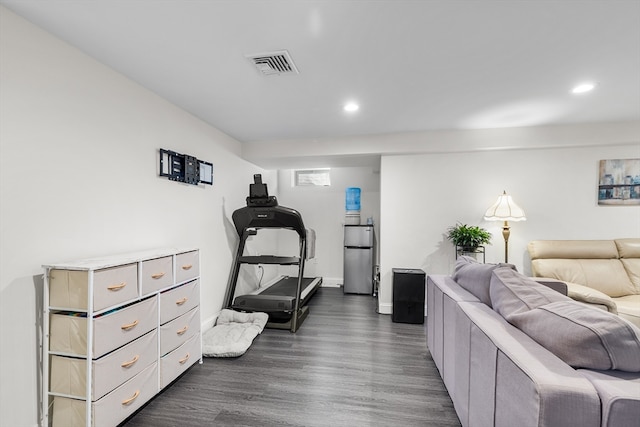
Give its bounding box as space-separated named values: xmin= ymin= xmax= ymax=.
xmin=615 ymin=238 xmax=640 ymax=258
xmin=578 ymin=369 xmax=640 ymax=427
xmin=528 ymin=239 xmax=619 ymax=259
xmin=508 ymin=301 xmax=640 ymax=371
xmin=614 ymin=241 xmax=640 ymax=309
xmin=452 ymin=256 xmax=515 ymax=307
xmin=620 ymin=259 xmax=640 ymax=293
xmin=489 ymin=267 xmax=570 ymax=318
xmin=615 ymin=294 xmax=640 ymax=329
xmin=531 ymin=258 xmax=636 ymax=297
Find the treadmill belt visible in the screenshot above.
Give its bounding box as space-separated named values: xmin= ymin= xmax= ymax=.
xmin=260 ymin=277 xmax=315 ymax=296
xmin=232 ymin=276 xmax=321 ymax=315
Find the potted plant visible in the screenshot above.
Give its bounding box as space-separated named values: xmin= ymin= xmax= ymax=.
xmin=446 ymin=222 xmax=492 ymax=251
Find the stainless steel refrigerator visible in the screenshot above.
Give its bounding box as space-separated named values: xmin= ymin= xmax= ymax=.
xmin=343 ymin=225 xmax=376 ymax=294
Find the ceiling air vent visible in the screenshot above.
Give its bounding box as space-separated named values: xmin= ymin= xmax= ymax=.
xmin=246 ymin=50 xmax=299 ymax=76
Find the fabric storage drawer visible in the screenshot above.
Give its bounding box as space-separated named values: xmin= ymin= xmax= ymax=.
xmin=50 ymin=295 xmax=158 ymax=358
xmin=160 ymin=333 xmax=200 ymax=388
xmin=50 ymin=329 xmax=158 ymax=401
xmin=51 ymin=362 xmax=158 ymax=427
xmin=175 ymin=250 xmax=199 ymax=284
xmin=141 ymin=256 xmax=173 ymax=295
xmin=49 ymin=264 xmax=138 ymax=311
xmin=160 ymin=307 xmax=200 ymax=356
xmin=160 ymin=279 xmax=199 ymax=324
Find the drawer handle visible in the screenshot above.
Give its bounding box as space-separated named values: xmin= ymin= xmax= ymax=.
xmin=151 ymin=272 xmax=165 ymax=279
xmin=176 ymin=325 xmax=189 ymax=335
xmin=107 ymin=282 xmax=127 ymax=291
xmin=175 ymin=297 xmax=188 ymax=306
xmin=121 ymin=355 xmax=139 ymax=368
xmin=121 ymin=320 xmax=139 ymax=331
xmin=121 ymin=390 xmax=140 ymax=406
xmin=179 ymin=353 xmax=190 ymax=365
xmin=181 ymin=264 xmax=193 ymax=270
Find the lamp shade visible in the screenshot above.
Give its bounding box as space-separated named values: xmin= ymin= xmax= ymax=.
xmin=484 ymin=191 xmax=526 ymax=221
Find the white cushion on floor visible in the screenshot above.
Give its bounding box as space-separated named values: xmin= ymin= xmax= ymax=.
xmin=202 ymin=309 xmax=269 ymax=358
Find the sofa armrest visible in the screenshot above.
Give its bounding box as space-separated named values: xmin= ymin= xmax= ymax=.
xmin=565 ymin=281 xmax=618 ymax=314
xmin=533 ymin=278 xmax=568 ymax=295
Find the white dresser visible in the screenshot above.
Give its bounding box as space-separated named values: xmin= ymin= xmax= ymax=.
xmin=42 ymin=248 xmax=202 ymax=427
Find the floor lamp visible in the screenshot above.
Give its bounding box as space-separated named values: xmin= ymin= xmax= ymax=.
xmin=484 ymin=191 xmax=526 ymax=263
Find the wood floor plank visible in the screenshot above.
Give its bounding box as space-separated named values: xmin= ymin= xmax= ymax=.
xmin=122 ymin=287 xmax=461 ymax=426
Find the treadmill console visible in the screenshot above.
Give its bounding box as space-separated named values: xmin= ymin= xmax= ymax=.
xmin=247 ymin=174 xmax=278 ymax=207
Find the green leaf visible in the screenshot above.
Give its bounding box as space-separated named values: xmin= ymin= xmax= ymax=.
xmin=446 ymin=222 xmax=492 ymax=249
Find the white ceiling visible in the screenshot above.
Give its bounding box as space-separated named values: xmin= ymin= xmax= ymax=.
xmin=2 ymin=0 xmax=640 ymax=168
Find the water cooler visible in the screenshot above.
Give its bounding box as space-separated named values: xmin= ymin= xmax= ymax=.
xmin=345 ymin=187 xmax=361 ymax=225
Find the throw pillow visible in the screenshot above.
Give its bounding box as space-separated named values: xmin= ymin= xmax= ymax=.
xmin=508 ymin=301 xmax=640 ymax=372
xmin=489 ymin=267 xmax=571 ymax=318
xmin=452 ymin=256 xmax=516 ymax=307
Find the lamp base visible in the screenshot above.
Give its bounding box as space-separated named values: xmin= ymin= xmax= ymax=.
xmin=502 ymin=221 xmax=510 ymax=263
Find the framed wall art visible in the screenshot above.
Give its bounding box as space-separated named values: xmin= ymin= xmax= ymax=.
xmin=598 ymin=158 xmax=640 ymax=205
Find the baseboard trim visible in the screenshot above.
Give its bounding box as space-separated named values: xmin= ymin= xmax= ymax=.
xmin=201 ymin=313 xmax=218 ymax=331
xmin=376 ymin=303 xmax=428 ymax=316
xmin=378 ymin=302 xmax=392 ymax=315
xmin=320 ymin=277 xmax=342 ymax=288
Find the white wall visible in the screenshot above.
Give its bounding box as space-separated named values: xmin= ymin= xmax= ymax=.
xmin=378 ymin=142 xmax=640 ymax=313
xmin=277 ymin=167 xmax=381 ymax=285
xmin=0 ymin=8 xmax=270 ymax=427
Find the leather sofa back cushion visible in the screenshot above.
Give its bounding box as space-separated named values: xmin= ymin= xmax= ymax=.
xmin=528 ymin=240 xmax=618 ymax=260
xmin=621 ymin=259 xmax=640 ymax=291
xmin=452 ymin=256 xmax=516 ymax=308
xmin=489 ymin=268 xmax=570 ymax=318
xmin=531 ymin=259 xmax=636 ymax=297
xmin=616 ymin=240 xmax=640 ymax=291
xmin=616 ymin=238 xmax=640 ymax=258
xmin=508 ymin=301 xmax=640 ymax=372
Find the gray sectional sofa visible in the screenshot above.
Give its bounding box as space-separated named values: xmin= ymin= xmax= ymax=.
xmin=426 ymin=259 xmax=640 ymax=427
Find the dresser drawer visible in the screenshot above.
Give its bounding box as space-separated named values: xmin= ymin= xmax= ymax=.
xmin=50 ymin=329 xmax=157 ymax=401
xmin=140 ymin=256 xmax=173 ymax=295
xmin=51 ymin=362 xmax=158 ymax=427
xmin=160 ymin=307 xmax=200 ymax=356
xmin=49 ymin=264 xmax=138 ymax=311
xmin=50 ymin=295 xmax=158 ymax=358
xmin=175 ymin=250 xmax=199 ymax=284
xmin=160 ymin=279 xmax=200 ymax=324
xmin=160 ymin=333 xmax=200 ymax=389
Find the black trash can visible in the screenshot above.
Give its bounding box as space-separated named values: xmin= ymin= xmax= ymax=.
xmin=392 ymin=268 xmax=426 ymax=324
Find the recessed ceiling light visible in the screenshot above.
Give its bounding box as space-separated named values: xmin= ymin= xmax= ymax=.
xmin=571 ymin=82 xmax=596 ymax=94
xmin=344 ymin=102 xmax=359 ymax=112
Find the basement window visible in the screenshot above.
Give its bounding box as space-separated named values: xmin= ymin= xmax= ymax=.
xmin=294 ymin=169 xmax=331 ymax=186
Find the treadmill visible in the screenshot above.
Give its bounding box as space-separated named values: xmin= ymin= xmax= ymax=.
xmin=224 ymin=174 xmax=322 ymax=332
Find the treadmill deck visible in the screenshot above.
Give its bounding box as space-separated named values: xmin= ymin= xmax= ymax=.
xmin=232 ymin=276 xmax=322 ymax=313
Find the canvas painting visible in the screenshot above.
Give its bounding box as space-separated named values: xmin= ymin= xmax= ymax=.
xmin=598 ymin=159 xmax=640 ymax=205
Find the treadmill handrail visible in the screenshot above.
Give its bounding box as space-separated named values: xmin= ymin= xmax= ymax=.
xmin=238 ymin=256 xmax=300 ymax=265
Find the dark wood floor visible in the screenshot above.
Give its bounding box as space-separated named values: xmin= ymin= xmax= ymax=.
xmin=123 ymin=287 xmax=461 ymax=427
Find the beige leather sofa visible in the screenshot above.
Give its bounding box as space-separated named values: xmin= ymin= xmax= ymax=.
xmin=528 ymin=238 xmax=640 ymax=328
